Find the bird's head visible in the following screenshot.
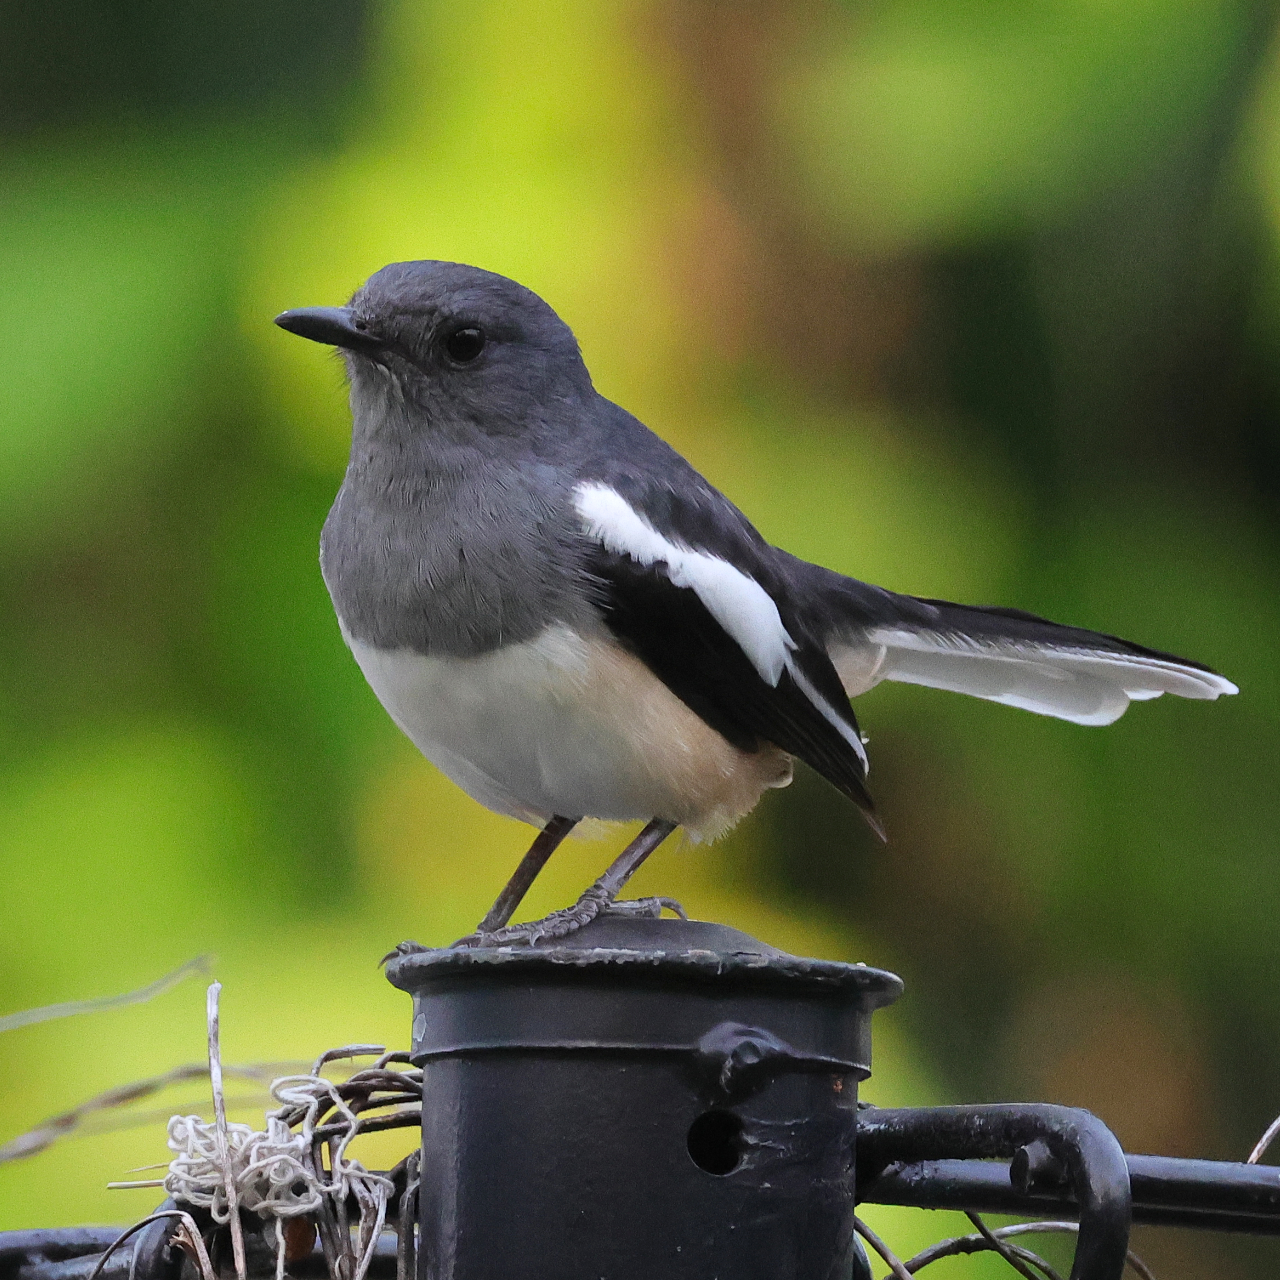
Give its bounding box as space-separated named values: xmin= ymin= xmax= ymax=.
xmin=275 ymin=261 xmax=593 ymax=448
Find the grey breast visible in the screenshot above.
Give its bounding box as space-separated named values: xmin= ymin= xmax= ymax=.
xmin=320 ymin=430 xmax=601 ymax=659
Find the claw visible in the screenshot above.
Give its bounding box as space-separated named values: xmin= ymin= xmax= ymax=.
xmin=601 ymin=896 xmax=688 ymax=921
xmin=379 ymin=939 xmax=430 ymax=965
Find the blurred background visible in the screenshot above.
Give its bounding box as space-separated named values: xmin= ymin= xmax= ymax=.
xmin=1 ymin=0 xmax=1278 ymax=1273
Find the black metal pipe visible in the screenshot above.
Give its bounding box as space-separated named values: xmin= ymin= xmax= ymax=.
xmin=0 ymin=1229 xmax=129 ymax=1280
xmin=1128 ymin=1154 xmax=1280 ymax=1218
xmin=0 ymin=1213 xmax=183 ymax=1280
xmin=860 ymin=1151 xmax=1280 ymax=1235
xmin=0 ymin=1230 xmax=125 ymax=1265
xmin=0 ymin=1228 xmax=404 ymax=1280
xmin=856 ymin=1104 xmax=1132 ymax=1280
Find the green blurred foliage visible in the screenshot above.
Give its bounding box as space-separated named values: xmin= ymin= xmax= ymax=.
xmin=0 ymin=1 xmax=1278 ymax=1274
xmin=783 ymin=0 xmax=1252 ymax=247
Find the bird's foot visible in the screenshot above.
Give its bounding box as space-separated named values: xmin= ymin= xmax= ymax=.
xmin=379 ymin=939 xmax=429 ymax=965
xmin=452 ymin=888 xmax=608 ymax=947
xmin=451 ymin=890 xmax=687 ymax=948
xmin=600 ymin=895 xmax=688 ymax=921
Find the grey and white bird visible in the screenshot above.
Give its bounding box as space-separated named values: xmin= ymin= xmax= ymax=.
xmin=275 ymin=260 xmax=1237 ymax=945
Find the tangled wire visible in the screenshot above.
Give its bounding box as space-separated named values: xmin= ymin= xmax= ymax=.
xmin=163 ymin=1043 xmax=421 ymax=1280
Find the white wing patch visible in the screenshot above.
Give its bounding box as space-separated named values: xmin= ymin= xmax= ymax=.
xmin=574 ymin=482 xmax=795 ymax=686
xmin=574 ymin=482 xmax=870 ymax=771
xmin=830 ymin=627 xmax=1237 ymax=728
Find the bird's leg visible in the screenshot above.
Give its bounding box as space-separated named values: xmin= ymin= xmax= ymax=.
xmin=589 ymin=818 xmax=679 ymax=903
xmin=389 ymin=816 xmax=580 ymax=960
xmin=460 ymin=818 xmax=679 ymax=947
xmin=475 ymin=814 xmax=580 ymax=932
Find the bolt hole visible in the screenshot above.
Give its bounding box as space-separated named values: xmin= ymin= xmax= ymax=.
xmin=687 ymin=1109 xmax=744 ymax=1175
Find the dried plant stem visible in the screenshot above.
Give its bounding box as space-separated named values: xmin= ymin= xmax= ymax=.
xmin=855 ymin=1215 xmax=915 ymax=1280
xmin=893 ymin=1232 xmax=1062 ymax=1279
xmin=992 ymin=1224 xmax=1155 ymax=1280
xmin=85 ymin=1210 xmax=216 ymax=1280
xmin=0 ymin=1064 xmax=291 ymax=1166
xmin=1248 ymin=1112 xmax=1280 ymax=1165
xmin=0 ymin=955 xmax=212 ymax=1035
xmin=896 ymin=1220 xmax=1155 ymax=1280
xmin=207 ymin=982 xmax=247 ymax=1280
xmin=966 ymin=1211 xmax=1048 ymax=1280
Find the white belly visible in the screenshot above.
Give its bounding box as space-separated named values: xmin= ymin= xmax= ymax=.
xmin=342 ymin=623 xmax=791 ymax=838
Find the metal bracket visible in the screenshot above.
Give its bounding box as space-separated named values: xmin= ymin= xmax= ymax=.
xmin=856 ymin=1103 xmax=1132 ymax=1280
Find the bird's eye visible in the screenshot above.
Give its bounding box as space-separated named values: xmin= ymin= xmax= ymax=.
xmin=445 ymin=326 xmax=486 ymax=363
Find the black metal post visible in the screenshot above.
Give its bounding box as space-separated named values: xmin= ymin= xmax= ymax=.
xmin=385 ymin=915 xmax=902 ymax=1280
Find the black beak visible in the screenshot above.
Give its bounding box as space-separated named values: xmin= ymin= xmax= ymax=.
xmin=274 ymin=306 xmax=386 ymax=354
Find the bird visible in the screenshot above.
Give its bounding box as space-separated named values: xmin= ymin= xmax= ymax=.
xmin=275 ymin=260 xmax=1237 ymax=946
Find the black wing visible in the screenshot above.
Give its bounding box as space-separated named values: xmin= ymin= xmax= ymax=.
xmin=584 ymin=545 xmax=882 ymax=835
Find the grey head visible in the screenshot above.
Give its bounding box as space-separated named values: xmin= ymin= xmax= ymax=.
xmin=275 ymin=261 xmax=610 ymax=657
xmin=276 ymin=260 xmax=596 ymax=461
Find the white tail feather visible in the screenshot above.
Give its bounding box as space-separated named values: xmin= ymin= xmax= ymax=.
xmin=830 ymin=629 xmax=1237 ymax=728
